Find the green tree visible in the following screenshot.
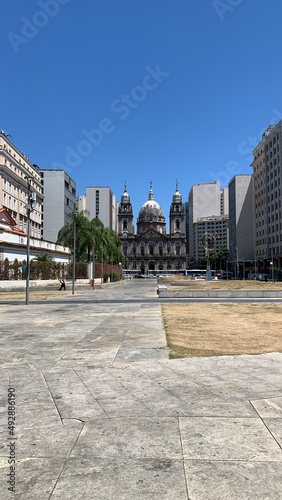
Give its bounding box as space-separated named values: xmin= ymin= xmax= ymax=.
xmin=218 ymin=248 xmax=230 ymax=270
xmin=57 ymin=211 xmax=90 ymax=262
xmin=34 ymin=253 xmax=53 ymax=262
xmin=57 ymin=212 xmax=122 ymax=266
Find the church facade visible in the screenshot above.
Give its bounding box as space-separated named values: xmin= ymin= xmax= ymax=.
xmin=118 ymin=183 xmax=187 ymax=275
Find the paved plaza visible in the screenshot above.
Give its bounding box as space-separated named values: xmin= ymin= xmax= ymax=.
xmin=0 ymin=280 xmax=282 ymax=499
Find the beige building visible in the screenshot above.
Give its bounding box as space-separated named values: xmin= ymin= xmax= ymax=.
xmin=252 ymin=122 xmax=282 ymax=270
xmin=0 ymin=132 xmax=43 ymax=238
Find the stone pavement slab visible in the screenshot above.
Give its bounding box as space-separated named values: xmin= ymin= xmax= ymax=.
xmin=0 ymin=280 xmax=282 ymax=499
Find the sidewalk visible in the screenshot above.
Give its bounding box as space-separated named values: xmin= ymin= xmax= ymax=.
xmin=0 ymin=280 xmax=282 ymax=499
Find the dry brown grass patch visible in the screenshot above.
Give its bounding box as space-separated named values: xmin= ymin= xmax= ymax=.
xmin=0 ymin=289 xmax=67 ymax=301
xmin=162 ymin=303 xmax=282 ymax=358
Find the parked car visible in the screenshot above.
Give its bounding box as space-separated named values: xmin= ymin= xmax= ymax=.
xmin=219 ymin=271 xmax=233 ymax=280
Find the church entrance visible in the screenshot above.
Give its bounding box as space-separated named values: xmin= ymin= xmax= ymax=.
xmin=148 ymin=262 xmax=155 ymax=271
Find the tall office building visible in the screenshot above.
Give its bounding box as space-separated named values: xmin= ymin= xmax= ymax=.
xmin=85 ymin=186 xmax=117 ymax=231
xmin=0 ymin=131 xmax=43 ymax=238
xmin=252 ymin=121 xmax=282 ymax=268
xmin=228 ymin=175 xmax=254 ymax=269
xmin=39 ymin=169 xmax=77 ymax=242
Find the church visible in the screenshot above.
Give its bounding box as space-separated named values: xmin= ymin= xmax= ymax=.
xmin=118 ymin=183 xmax=187 ymax=276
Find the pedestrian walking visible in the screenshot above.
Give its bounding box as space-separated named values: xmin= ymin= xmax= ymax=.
xmin=59 ymin=278 xmax=66 ymax=290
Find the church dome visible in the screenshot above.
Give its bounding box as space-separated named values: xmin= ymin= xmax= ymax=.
xmin=137 ymin=184 xmax=165 ymax=223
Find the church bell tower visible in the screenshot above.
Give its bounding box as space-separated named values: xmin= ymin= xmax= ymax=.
xmin=169 ymin=181 xmax=185 ymax=235
xmin=118 ymin=182 xmax=134 ymax=236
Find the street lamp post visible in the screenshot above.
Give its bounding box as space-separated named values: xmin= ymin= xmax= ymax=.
xmin=25 ymin=176 xmax=35 ymax=305
xmin=92 ymin=247 xmax=95 ymax=290
xmin=72 ymin=212 xmax=76 ymax=295
xmin=235 ymin=247 xmax=239 ymax=280
xmin=101 ymin=242 xmax=103 ymax=288
xmin=270 ymin=261 xmax=273 ymax=283
xmin=202 ymin=234 xmax=215 ymax=282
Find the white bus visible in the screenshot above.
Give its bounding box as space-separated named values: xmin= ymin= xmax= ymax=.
xmin=184 ymin=269 xmax=217 ymax=278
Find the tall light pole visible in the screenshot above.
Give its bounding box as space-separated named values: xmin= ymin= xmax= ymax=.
xmin=235 ymin=247 xmax=239 ymax=279
xmin=25 ymin=176 xmax=35 ymax=305
xmin=92 ymin=228 xmax=95 ymax=290
xmin=271 ymin=249 xmax=274 ymax=283
xmin=202 ymin=234 xmax=215 ymax=281
xmin=101 ymin=241 xmax=103 ymax=288
xmin=72 ymin=212 xmax=76 ymax=295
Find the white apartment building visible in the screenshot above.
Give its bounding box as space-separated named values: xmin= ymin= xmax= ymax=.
xmin=0 ymin=131 xmax=43 ymax=238
xmin=39 ymin=169 xmax=77 ymax=243
xmin=188 ymin=181 xmax=229 ymax=266
xmin=85 ymin=186 xmax=117 ymax=232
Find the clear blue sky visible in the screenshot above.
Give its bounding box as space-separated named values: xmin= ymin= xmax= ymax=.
xmin=1 ymin=0 xmax=282 ymax=224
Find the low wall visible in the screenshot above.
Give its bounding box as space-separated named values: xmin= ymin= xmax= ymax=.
xmin=0 ymin=279 xmax=90 ymax=290
xmin=158 ymin=287 xmax=282 ymax=298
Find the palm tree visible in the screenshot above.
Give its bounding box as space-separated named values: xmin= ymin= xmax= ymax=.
xmin=57 ymin=213 xmax=122 ymax=271
xmin=218 ymin=248 xmax=230 ymax=270
xmin=57 ymin=211 xmax=90 ymax=262
xmin=106 ymin=230 xmax=122 ymax=264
